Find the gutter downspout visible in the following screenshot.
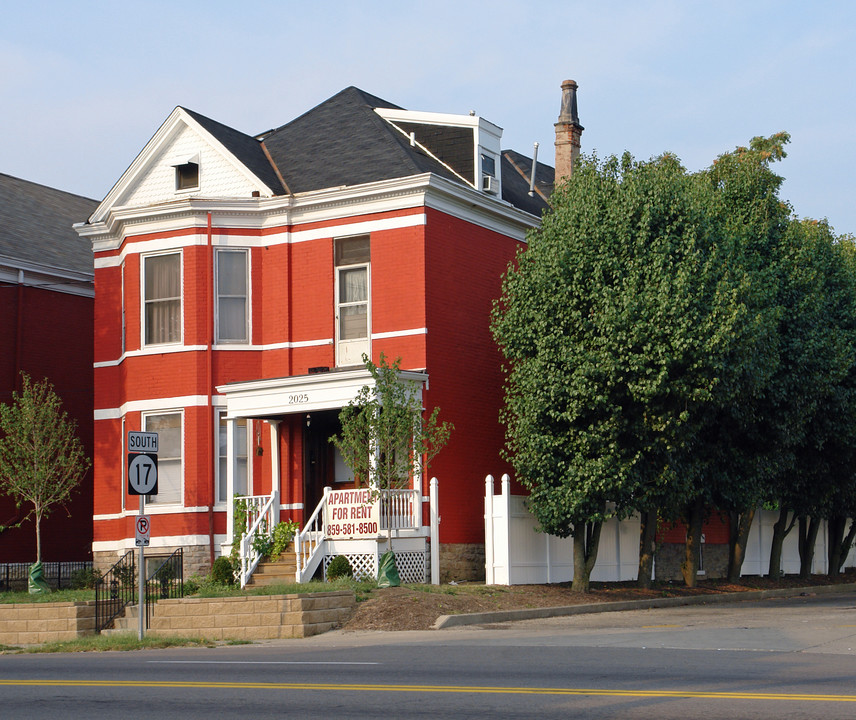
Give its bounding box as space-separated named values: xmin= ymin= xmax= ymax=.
xmin=14 ymin=270 xmax=24 ymax=390
xmin=207 ymin=212 xmax=215 ymax=567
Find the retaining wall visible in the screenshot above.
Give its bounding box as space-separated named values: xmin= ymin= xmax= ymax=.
xmin=145 ymin=591 xmax=355 ymax=640
xmin=0 ymin=601 xmax=95 ymax=645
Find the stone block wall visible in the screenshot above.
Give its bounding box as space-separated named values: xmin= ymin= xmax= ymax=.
xmin=146 ymin=591 xmax=355 ymax=640
xmin=439 ymin=543 xmax=485 ymax=582
xmin=93 ymin=544 xmax=212 ymax=578
xmin=655 ymin=543 xmax=729 ymax=582
xmin=0 ymin=601 xmax=95 ymax=645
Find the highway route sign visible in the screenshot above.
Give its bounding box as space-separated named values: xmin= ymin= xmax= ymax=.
xmin=135 ymin=515 xmax=151 ymax=546
xmin=127 ymin=453 xmax=158 ymax=495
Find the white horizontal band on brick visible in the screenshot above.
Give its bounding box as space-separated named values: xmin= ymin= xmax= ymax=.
xmin=280 ymin=503 xmax=303 ymax=510
xmin=93 ymin=213 xmax=427 ymax=268
xmin=289 ymin=213 xmax=426 ymax=244
xmin=94 ymin=345 xmax=208 ymax=367
xmin=93 ymin=505 xmax=213 ymax=522
xmin=94 ymin=395 xmax=210 ymax=421
xmin=372 ymin=327 xmax=427 ymax=340
xmin=93 ymin=534 xmax=216 ymax=553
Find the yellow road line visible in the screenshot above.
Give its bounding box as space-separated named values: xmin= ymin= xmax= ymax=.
xmin=1 ymin=679 xmax=855 ymax=702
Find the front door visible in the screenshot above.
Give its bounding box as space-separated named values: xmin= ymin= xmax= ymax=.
xmin=302 ymin=409 xmax=346 ymax=514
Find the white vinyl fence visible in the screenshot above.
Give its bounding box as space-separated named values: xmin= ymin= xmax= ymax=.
xmin=484 ymin=475 xmax=856 ymax=585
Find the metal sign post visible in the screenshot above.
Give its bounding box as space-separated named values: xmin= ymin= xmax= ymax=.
xmin=128 ymin=432 xmax=158 ymax=641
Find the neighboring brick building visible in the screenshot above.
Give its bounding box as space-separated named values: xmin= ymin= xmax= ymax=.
xmin=76 ymin=86 xmax=564 ymax=580
xmin=0 ymin=173 xmax=97 ymax=564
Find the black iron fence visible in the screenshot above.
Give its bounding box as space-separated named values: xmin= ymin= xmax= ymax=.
xmin=145 ymin=548 xmax=183 ymax=628
xmin=0 ymin=561 xmax=94 ymax=592
xmin=95 ymin=551 xmax=135 ymax=633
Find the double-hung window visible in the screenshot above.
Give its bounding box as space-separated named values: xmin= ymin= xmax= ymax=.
xmin=143 ymin=412 xmax=182 ymax=505
xmin=335 ymin=236 xmax=370 ymax=366
xmin=143 ymin=252 xmax=181 ymax=346
xmin=216 ymin=249 xmax=248 ymax=344
xmin=217 ymin=415 xmax=249 ymax=503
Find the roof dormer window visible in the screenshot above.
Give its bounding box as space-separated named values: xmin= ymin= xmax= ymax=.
xmin=175 ymin=161 xmax=199 ymax=191
xmin=481 ymin=152 xmax=499 ymax=194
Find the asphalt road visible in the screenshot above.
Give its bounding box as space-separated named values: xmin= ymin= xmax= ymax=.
xmin=2 ymin=591 xmax=856 ymax=719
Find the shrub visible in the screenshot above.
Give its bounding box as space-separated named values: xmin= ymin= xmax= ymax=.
xmin=209 ymin=556 xmax=236 ymax=586
xmin=326 ymin=555 xmax=353 ymax=581
xmin=70 ymin=567 xmax=101 ymax=590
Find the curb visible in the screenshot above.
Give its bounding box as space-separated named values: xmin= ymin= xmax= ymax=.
xmin=432 ymin=581 xmax=856 ymax=630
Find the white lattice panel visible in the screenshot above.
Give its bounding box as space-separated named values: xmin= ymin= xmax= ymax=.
xmin=323 ymin=551 xmax=426 ymax=583
xmin=394 ymin=551 xmax=427 ymax=583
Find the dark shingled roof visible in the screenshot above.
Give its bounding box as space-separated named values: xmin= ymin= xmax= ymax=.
xmin=0 ymin=173 xmax=98 ymax=275
xmin=501 ymin=149 xmax=555 ymax=217
xmin=181 ymin=107 xmax=286 ymax=195
xmin=260 ymin=87 xmax=468 ymax=194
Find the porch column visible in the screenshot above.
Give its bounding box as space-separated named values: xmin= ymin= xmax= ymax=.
xmin=268 ymin=420 xmax=281 ymax=520
xmin=225 ymin=416 xmax=237 ymax=545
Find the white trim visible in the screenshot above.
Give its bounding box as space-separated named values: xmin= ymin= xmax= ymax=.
xmin=141 ymin=249 xmax=183 ymax=349
xmin=91 ymin=214 xmax=427 ymax=268
xmin=214 ymin=247 xmax=250 ymax=345
xmin=0 ymin=257 xmax=94 ymax=298
xmin=280 ymin=502 xmax=303 ymax=511
xmin=143 ymin=408 xmax=184 ymax=507
xmin=93 ymin=533 xmax=219 ymax=553
xmin=93 ymin=339 xmax=337 ymax=368
xmin=80 ymin=173 xmax=536 ymax=254
xmin=94 ymin=506 xmax=211 ymax=522
xmin=94 ymin=395 xmax=209 ymax=421
xmin=372 ymin=327 xmax=426 ymax=340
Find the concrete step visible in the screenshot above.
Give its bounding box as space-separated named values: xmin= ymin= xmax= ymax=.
xmin=100 ymin=603 xmax=141 ymax=635
xmin=245 ymin=552 xmax=298 ymax=586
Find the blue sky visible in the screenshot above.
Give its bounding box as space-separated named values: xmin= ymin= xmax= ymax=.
xmin=2 ymin=1 xmax=854 ymax=233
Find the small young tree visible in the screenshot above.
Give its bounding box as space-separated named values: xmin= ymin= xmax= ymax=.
xmin=0 ymin=373 xmax=91 ymax=568
xmin=331 ymin=354 xmax=452 ymax=571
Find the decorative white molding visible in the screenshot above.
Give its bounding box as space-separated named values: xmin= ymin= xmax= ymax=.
xmin=94 ymin=395 xmax=209 ymax=421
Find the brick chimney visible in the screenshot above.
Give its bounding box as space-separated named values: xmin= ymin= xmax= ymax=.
xmin=554 ymin=79 xmax=584 ymax=184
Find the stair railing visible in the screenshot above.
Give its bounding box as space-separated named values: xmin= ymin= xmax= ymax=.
xmin=238 ymin=490 xmax=277 ymax=588
xmin=95 ymin=550 xmax=135 ymax=634
xmin=296 ymin=486 xmax=331 ymax=583
xmin=145 ymin=548 xmax=183 ymax=628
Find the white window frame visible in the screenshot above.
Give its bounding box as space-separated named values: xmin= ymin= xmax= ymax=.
xmin=141 ymin=250 xmax=183 ymax=348
xmin=334 ymin=236 xmax=371 ymax=367
xmin=215 ymin=410 xmax=251 ymax=505
xmin=142 ymin=409 xmax=184 ymax=506
xmin=214 ymin=248 xmax=250 ymax=345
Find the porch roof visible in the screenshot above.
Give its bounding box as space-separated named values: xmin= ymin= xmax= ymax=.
xmin=216 ymin=367 xmax=428 ymax=419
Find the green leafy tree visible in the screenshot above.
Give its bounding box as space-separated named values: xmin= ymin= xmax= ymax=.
xmin=492 ymin=151 xmax=753 ymax=591
xmin=331 ymin=354 xmax=453 ymax=553
xmin=0 ymin=373 xmax=91 ymax=565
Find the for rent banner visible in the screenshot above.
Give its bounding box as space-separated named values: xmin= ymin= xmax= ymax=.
xmin=324 ymin=488 xmax=380 ymax=539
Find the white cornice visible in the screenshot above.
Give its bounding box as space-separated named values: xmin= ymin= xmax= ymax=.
xmin=0 ymin=255 xmax=94 ymax=297
xmin=81 ymin=173 xmax=538 ymax=255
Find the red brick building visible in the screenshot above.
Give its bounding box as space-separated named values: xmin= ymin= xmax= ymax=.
xmin=0 ymin=173 xmax=97 ymax=565
xmin=77 ymin=86 xmax=566 ymax=581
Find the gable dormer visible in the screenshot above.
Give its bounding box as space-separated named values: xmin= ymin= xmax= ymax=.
xmin=375 ymin=107 xmax=503 ymax=197
xmin=86 ymin=107 xmax=279 ymax=227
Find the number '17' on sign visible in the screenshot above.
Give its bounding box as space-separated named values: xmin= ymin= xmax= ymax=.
xmin=128 ymin=453 xmax=158 ymax=495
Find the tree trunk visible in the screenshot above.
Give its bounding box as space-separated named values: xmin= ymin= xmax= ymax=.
xmin=828 ymin=515 xmax=845 ymax=578
xmin=727 ymin=506 xmax=755 ymax=583
xmin=768 ymin=507 xmax=795 ymax=579
xmin=637 ymin=509 xmax=658 ymax=589
xmin=35 ymin=510 xmax=42 ymax=563
xmin=681 ymin=499 xmax=704 ymax=587
xmin=572 ymin=521 xmax=603 ymax=593
xmin=827 ymin=516 xmax=856 ymax=578
xmin=798 ymin=516 xmax=821 ymax=578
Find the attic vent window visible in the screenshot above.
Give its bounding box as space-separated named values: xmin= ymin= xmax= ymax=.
xmin=175 ymin=162 xmax=199 ymax=191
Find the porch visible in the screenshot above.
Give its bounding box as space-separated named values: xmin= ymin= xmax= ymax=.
xmin=216 ymin=367 xmax=440 ymax=586
xmin=231 ymin=479 xmax=440 ymax=587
